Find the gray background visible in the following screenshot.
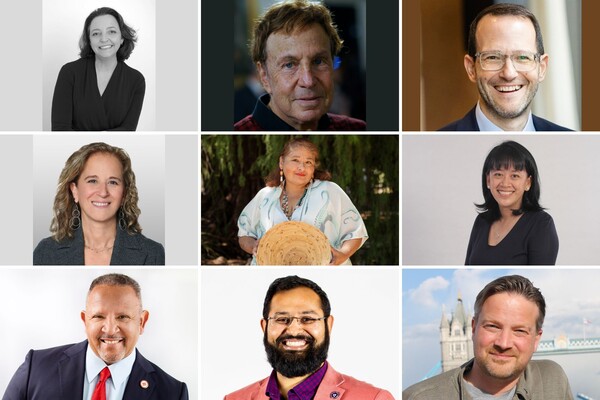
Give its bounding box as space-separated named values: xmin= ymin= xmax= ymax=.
xmin=201 ymin=267 xmax=400 ymax=399
xmin=0 ymin=136 xmax=33 ymax=265
xmin=0 ymin=0 xmax=197 ymax=131
xmin=0 ymin=268 xmax=198 ymax=399
xmin=403 ymin=134 xmax=600 ymax=265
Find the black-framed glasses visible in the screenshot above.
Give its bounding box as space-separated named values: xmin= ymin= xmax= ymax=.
xmin=474 ymin=51 xmax=540 ymax=72
xmin=265 ymin=316 xmax=328 ymax=327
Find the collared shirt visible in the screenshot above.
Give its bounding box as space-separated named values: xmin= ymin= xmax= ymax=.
xmin=265 ymin=362 xmax=329 ymax=400
xmin=475 ymin=102 xmax=535 ymax=131
xmin=234 ymin=94 xmax=366 ymax=131
xmin=83 ymin=344 xmax=136 ymax=400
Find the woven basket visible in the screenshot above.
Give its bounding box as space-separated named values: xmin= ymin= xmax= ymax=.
xmin=256 ymin=221 xmax=331 ymax=265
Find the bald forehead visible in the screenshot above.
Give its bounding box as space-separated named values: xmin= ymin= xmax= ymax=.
xmin=476 ymin=14 xmax=537 ymax=52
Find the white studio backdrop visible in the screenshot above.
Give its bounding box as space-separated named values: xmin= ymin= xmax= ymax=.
xmin=32 ymin=135 xmax=166 ymax=252
xmin=42 ymin=0 xmax=156 ymax=131
xmin=201 ymin=267 xmax=400 ymax=399
xmin=403 ymin=134 xmax=600 ymax=265
xmin=0 ymin=268 xmax=198 ymax=398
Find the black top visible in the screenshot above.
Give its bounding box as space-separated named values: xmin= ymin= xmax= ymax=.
xmin=465 ymin=211 xmax=558 ymax=265
xmin=51 ymin=57 xmax=145 ymax=131
xmin=33 ymin=226 xmax=164 ymax=265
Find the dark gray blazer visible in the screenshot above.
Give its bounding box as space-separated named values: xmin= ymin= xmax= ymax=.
xmin=33 ymin=227 xmax=165 ymax=265
xmin=3 ymin=340 xmax=188 ymax=400
xmin=438 ymin=106 xmax=573 ymax=131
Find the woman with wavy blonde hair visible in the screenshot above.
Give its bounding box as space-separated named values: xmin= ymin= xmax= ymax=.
xmin=34 ymin=142 xmax=164 ymax=265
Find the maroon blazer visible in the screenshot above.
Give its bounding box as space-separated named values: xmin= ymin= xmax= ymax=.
xmin=224 ymin=364 xmax=395 ymax=400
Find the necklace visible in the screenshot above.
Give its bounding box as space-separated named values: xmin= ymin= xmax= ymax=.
xmin=281 ymin=187 xmax=308 ymax=219
xmin=84 ymin=243 xmax=114 ymax=253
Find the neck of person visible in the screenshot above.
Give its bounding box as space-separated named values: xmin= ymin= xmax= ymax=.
xmin=82 ymin=217 xmax=117 ymax=248
xmin=95 ymin=54 xmax=118 ymax=71
xmin=498 ymin=204 xmax=521 ymax=222
xmin=284 ymin=180 xmax=309 ymax=198
xmin=275 ymin=362 xmax=323 ymax=400
xmin=480 ymin=101 xmax=530 ymax=131
xmin=464 ymin=361 xmax=520 ymax=395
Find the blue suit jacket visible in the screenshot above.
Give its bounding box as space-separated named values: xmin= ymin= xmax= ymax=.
xmin=438 ymin=106 xmax=573 ymax=131
xmin=2 ymin=341 xmax=188 ymax=400
xmin=33 ymin=226 xmax=165 ymax=265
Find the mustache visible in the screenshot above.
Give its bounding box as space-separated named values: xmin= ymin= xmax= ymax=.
xmin=276 ymin=334 xmax=315 ymax=346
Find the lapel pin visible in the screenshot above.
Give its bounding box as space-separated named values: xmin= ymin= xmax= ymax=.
xmin=330 ymin=392 xmax=340 ymax=398
xmin=140 ymin=379 xmax=149 ymax=389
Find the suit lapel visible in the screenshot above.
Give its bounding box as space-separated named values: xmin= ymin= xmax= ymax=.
xmin=315 ymin=364 xmax=347 ymax=399
xmin=110 ymin=229 xmax=147 ymax=265
xmin=123 ymin=350 xmax=157 ymax=399
xmin=55 ymin=228 xmax=85 ymax=265
xmin=57 ymin=341 xmax=87 ymax=398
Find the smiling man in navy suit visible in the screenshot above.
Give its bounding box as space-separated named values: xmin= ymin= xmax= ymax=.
xmin=2 ymin=273 xmax=188 ymax=400
xmin=439 ymin=3 xmax=572 ymax=131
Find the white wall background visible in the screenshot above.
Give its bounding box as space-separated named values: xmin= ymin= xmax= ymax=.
xmin=201 ymin=267 xmax=400 ymax=399
xmin=33 ymin=135 xmax=166 ymax=250
xmin=42 ymin=0 xmax=156 ymax=131
xmin=403 ymin=134 xmax=600 ymax=265
xmin=0 ymin=268 xmax=198 ymax=398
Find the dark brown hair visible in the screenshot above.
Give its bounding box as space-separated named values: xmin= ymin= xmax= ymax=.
xmin=251 ymin=0 xmax=343 ymax=65
xmin=265 ymin=137 xmax=331 ymax=187
xmin=468 ymin=3 xmax=544 ymax=58
xmin=474 ymin=275 xmax=545 ymax=331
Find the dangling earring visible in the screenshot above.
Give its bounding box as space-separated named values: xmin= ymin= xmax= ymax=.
xmin=70 ymin=203 xmax=81 ymax=230
xmin=118 ymin=208 xmax=127 ymax=230
xmin=280 ymin=168 xmax=284 ymax=186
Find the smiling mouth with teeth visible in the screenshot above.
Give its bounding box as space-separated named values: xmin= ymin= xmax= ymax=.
xmin=495 ymin=85 xmax=523 ymax=93
xmin=101 ymin=338 xmax=123 ymax=345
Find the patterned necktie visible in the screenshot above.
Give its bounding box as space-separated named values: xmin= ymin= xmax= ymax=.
xmin=91 ymin=367 xmax=111 ymax=400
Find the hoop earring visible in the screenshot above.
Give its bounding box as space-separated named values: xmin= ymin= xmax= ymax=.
xmin=70 ymin=203 xmax=81 ymax=230
xmin=118 ymin=208 xmax=127 ymax=230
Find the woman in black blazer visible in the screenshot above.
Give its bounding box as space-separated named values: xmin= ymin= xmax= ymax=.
xmin=34 ymin=142 xmax=164 ymax=265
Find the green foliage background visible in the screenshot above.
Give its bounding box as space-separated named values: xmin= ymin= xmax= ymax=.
xmin=201 ymin=134 xmax=399 ymax=265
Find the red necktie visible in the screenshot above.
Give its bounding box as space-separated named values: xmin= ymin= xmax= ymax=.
xmin=91 ymin=367 xmax=111 ymax=400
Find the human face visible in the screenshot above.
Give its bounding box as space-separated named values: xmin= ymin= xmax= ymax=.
xmin=471 ymin=293 xmax=542 ymax=391
xmin=70 ymin=153 xmax=125 ymax=227
xmin=258 ymin=24 xmax=334 ymax=131
xmin=89 ymin=14 xmax=124 ymax=60
xmin=464 ymin=15 xmax=548 ymax=127
xmin=261 ymin=287 xmax=334 ymax=377
xmin=486 ymin=166 xmax=531 ymax=213
xmin=279 ymin=146 xmax=316 ymax=188
xmin=81 ymin=284 xmax=149 ymax=365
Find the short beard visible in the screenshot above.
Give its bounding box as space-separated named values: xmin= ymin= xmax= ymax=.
xmin=477 ymin=78 xmax=538 ymax=120
xmin=263 ymin=326 xmax=330 ymax=378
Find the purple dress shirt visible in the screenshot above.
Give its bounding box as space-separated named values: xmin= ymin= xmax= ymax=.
xmin=265 ymin=362 xmax=329 ymax=400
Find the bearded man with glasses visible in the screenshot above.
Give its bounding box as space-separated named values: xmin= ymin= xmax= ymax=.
xmin=224 ymin=275 xmax=395 ymax=400
xmin=439 ymin=3 xmax=572 ymax=131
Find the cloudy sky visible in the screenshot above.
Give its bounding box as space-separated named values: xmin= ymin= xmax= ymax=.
xmin=403 ymin=269 xmax=600 ymax=397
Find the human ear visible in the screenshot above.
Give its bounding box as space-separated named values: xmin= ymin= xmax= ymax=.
xmin=464 ymin=55 xmax=478 ymax=83
xmin=70 ymin=182 xmax=79 ymax=203
xmin=537 ymin=54 xmax=549 ymax=82
xmin=257 ymin=62 xmax=272 ymax=94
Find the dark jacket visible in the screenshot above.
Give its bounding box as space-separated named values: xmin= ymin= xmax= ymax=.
xmin=33 ymin=226 xmax=165 ymax=265
xmin=403 ymin=358 xmax=573 ymax=400
xmin=2 ymin=340 xmax=188 ymax=400
xmin=438 ymin=106 xmax=573 ymax=131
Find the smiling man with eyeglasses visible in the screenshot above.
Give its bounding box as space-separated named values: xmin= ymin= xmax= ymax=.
xmin=439 ymin=3 xmax=572 ymax=131
xmin=224 ymin=275 xmax=395 ymax=400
